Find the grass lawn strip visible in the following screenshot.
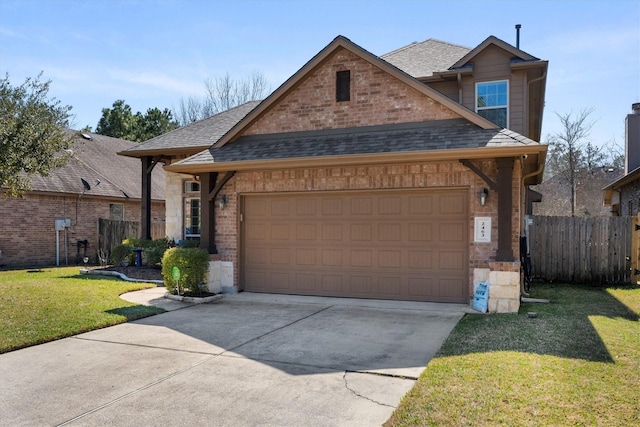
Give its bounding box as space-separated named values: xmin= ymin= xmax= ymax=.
xmin=0 ymin=267 xmax=165 ymax=353
xmin=386 ymin=284 xmax=640 ymax=426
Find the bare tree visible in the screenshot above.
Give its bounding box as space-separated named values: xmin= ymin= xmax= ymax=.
xmin=545 ymin=108 xmax=605 ymax=216
xmin=602 ymin=138 xmax=625 ymax=169
xmin=174 ymin=71 xmax=270 ymax=126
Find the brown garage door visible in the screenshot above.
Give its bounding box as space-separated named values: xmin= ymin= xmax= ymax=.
xmin=241 ymin=189 xmax=468 ymax=303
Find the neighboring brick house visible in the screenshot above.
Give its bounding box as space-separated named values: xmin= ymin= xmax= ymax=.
xmin=0 ymin=130 xmax=165 ymax=267
xmin=120 ymin=35 xmax=548 ymax=313
xmin=604 ymin=103 xmax=640 ymax=216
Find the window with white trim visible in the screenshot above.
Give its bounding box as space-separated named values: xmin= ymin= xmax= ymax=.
xmin=184 ymin=180 xmax=201 ymax=239
xmin=476 ymin=80 xmax=508 ymax=128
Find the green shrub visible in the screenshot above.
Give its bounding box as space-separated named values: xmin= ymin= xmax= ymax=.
xmin=121 ymin=237 xmax=173 ymax=267
xmin=181 ymin=239 xmax=201 ymax=248
xmin=161 ymin=247 xmax=210 ymax=295
xmin=110 ymin=243 xmax=134 ymax=266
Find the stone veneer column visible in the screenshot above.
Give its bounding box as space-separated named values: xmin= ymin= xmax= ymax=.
xmin=164 ymin=171 xmax=186 ymax=242
xmin=473 ymin=262 xmax=521 ymax=313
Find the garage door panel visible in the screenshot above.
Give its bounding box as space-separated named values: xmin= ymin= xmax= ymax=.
xmin=438 ymin=251 xmax=465 ymax=270
xmin=408 ymin=223 xmax=432 ymax=242
xmin=296 ymin=198 xmax=316 ymax=215
xmin=377 ymin=276 xmax=402 ymax=296
xmin=321 ymin=275 xmax=343 ymax=292
xmin=408 ymin=277 xmax=435 ymax=298
xmin=296 ymin=223 xmax=317 ymax=240
xmin=245 ymin=223 xmax=267 ymax=240
xmin=246 ymin=198 xmax=267 ymax=216
xmin=321 ymin=249 xmax=343 ymax=266
xmin=379 ymin=250 xmax=402 ymax=268
xmin=295 ymin=248 xmax=317 ymax=266
xmin=349 ymin=275 xmax=373 ymax=294
xmin=350 ymin=250 xmax=373 ymax=267
xmin=408 ymin=195 xmax=433 ymax=215
xmin=295 ymin=273 xmax=317 ymax=291
xmin=350 ymin=223 xmax=372 ymax=241
xmin=270 ymin=199 xmax=291 ymax=216
xmin=378 ymin=223 xmax=401 ymax=241
xmin=439 ymin=194 xmax=466 ymax=215
xmin=322 ymin=198 xmax=344 ymax=215
xmin=408 ymin=250 xmax=433 ymax=269
xmin=321 ymin=223 xmax=344 ymax=240
xmin=245 ymin=247 xmax=268 ymax=265
xmin=350 ymin=197 xmax=373 ymax=215
xmin=378 ymin=196 xmax=402 ymax=215
xmin=439 ymin=223 xmax=465 ymax=243
xmin=270 ymin=224 xmax=290 ymax=240
xmin=243 ymin=190 xmax=468 ymax=303
xmin=270 ymin=248 xmax=291 ymax=265
xmin=438 ymin=278 xmax=467 ymax=300
xmin=268 ymin=272 xmax=292 ymax=291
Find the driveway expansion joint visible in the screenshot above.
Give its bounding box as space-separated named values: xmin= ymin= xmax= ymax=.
xmin=71 ymin=336 xmax=220 ymax=356
xmin=222 ymin=304 xmax=335 ymax=355
xmin=55 ymin=355 xmax=218 ymax=426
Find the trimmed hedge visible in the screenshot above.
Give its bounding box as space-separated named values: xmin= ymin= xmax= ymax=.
xmin=161 ymin=247 xmax=210 ymax=295
xmin=113 ymin=237 xmax=173 ymax=267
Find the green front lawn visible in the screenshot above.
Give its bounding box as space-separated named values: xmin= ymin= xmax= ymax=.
xmin=0 ymin=267 xmax=165 ymax=353
xmin=387 ymin=284 xmax=640 ymax=426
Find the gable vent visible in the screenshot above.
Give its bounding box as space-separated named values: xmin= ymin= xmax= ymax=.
xmin=336 ymin=70 xmax=351 ymax=102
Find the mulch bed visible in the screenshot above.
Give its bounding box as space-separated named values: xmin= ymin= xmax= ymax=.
xmin=89 ymin=265 xmax=164 ymax=281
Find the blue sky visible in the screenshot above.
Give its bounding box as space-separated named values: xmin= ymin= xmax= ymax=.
xmin=1 ymin=0 xmax=639 ymax=149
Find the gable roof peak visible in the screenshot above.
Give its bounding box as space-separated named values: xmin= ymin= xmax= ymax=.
xmin=450 ymin=35 xmax=540 ymax=69
xmin=212 ymin=35 xmax=497 ymax=148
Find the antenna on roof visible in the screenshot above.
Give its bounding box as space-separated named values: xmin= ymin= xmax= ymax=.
xmin=515 ymin=24 xmax=522 ymax=49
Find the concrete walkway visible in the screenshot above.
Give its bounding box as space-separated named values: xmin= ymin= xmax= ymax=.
xmin=1 ymin=290 xmax=466 ymax=426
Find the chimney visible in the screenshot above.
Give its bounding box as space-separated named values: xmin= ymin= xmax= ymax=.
xmin=515 ymin=24 xmax=521 ymax=49
xmin=626 ymin=103 xmax=640 ymax=173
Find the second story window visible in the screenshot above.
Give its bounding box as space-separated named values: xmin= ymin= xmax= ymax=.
xmin=336 ymin=70 xmax=350 ymax=102
xmin=476 ymin=80 xmax=508 ymax=128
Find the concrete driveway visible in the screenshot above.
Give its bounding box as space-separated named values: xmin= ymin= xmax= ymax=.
xmin=0 ymin=291 xmax=465 ymax=426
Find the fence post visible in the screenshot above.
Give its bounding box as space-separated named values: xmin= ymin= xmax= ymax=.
xmin=632 ymin=214 xmax=640 ymax=285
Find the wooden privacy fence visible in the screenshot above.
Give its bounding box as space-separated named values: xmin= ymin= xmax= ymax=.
xmin=529 ymin=216 xmax=633 ymax=284
xmin=97 ymin=218 xmax=165 ymax=259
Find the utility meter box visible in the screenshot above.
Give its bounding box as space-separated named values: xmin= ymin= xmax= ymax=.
xmin=55 ymin=219 xmax=71 ymax=231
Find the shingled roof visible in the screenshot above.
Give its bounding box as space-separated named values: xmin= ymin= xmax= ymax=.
xmin=167 ymin=119 xmax=544 ymax=173
xmin=381 ymin=38 xmax=472 ymax=78
xmin=118 ymin=101 xmax=261 ymax=158
xmin=27 ymin=130 xmax=165 ymax=200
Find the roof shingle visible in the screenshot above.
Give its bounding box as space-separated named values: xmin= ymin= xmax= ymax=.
xmin=119 ymin=101 xmax=261 ymax=156
xmin=26 ymin=130 xmax=165 ymax=200
xmin=381 ymin=38 xmax=471 ymax=78
xmin=176 ymin=120 xmax=541 ymax=167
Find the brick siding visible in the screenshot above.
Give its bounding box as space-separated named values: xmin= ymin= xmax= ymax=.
xmin=0 ymin=193 xmax=164 ymax=267
xmin=243 ymin=47 xmax=461 ymax=135
xmin=620 ymin=180 xmax=640 ymax=216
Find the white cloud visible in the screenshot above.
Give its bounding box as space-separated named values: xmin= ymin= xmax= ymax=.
xmin=106 ymin=69 xmax=203 ymax=96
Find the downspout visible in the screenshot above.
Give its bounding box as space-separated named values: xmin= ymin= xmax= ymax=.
xmin=520 ymin=157 xmax=545 ymax=297
xmin=520 ymin=157 xmax=545 ymax=229
xmin=457 ymin=73 xmax=463 ymax=104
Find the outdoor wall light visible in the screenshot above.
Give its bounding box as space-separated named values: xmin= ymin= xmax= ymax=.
xmin=479 ymin=188 xmax=489 ymax=206
xmin=219 ymin=194 xmax=228 ymax=210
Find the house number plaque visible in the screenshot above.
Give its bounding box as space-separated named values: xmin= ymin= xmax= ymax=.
xmin=474 ymin=217 xmax=491 ymax=243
